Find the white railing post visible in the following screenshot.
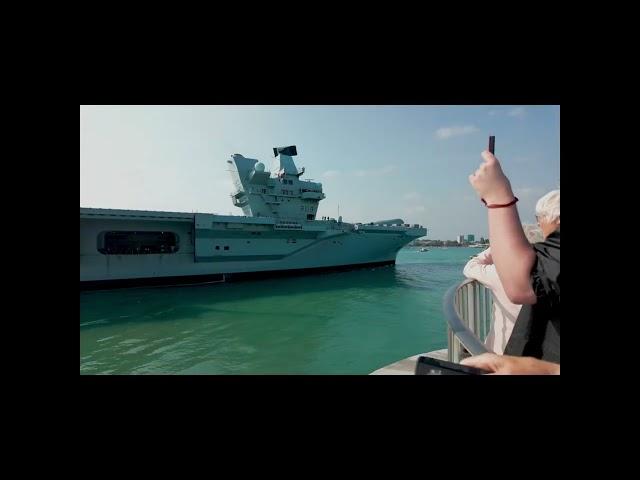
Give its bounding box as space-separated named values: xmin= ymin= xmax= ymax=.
xmin=468 ymin=283 xmax=474 ymax=331
xmin=444 ymin=279 xmax=492 ymax=361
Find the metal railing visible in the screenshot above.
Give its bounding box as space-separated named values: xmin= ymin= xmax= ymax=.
xmin=443 ymin=279 xmax=494 ymax=363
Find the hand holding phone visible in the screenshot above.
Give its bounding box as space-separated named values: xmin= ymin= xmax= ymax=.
xmin=415 ymin=355 xmax=490 ymax=375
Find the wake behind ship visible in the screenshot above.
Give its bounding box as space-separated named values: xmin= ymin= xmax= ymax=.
xmin=80 ymin=146 xmax=427 ymax=289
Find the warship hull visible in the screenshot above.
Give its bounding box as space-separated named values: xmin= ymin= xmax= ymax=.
xmin=80 ymin=209 xmax=425 ymax=290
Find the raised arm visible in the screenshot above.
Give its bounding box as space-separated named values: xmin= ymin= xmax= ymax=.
xmin=469 ymin=151 xmax=537 ymax=304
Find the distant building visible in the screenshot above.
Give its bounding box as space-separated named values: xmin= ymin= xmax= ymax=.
xmin=466 ymin=234 xmax=475 ymax=243
xmin=456 ymin=235 xmax=465 ymax=244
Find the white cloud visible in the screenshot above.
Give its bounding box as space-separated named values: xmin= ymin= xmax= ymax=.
xmin=322 ymin=170 xmax=340 ymax=178
xmin=507 ymin=107 xmax=526 ymax=118
xmin=435 ymin=125 xmax=479 ymax=139
xmin=488 ymin=107 xmax=526 ymax=118
xmin=403 ymin=191 xmax=422 ymax=201
xmin=354 ymin=165 xmax=397 ymax=177
xmin=514 ymin=186 xmax=543 ymax=198
xmin=214 ymin=178 xmax=236 ymax=193
xmin=406 ymin=205 xmax=426 ymax=214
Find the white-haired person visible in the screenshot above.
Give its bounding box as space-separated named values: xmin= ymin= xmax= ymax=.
xmin=462 ymin=198 xmax=555 ymax=355
xmin=469 ymin=151 xmax=560 ymax=364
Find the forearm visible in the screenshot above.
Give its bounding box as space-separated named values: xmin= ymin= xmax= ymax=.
xmin=538 ymin=359 xmax=560 ymax=375
xmin=462 ymin=353 xmax=560 ymax=375
xmin=488 ymin=206 xmax=537 ymax=304
xmin=510 ymin=357 xmax=560 ymax=375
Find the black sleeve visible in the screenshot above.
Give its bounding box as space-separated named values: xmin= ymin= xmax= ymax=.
xmin=532 ymin=231 xmax=560 ymax=308
xmin=503 ymin=231 xmax=561 ymax=361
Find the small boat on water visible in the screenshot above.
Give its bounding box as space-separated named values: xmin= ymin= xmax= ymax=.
xmin=419 ymin=248 xmax=429 ymax=252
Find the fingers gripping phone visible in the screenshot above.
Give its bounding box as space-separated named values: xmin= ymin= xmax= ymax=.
xmin=415 ymin=356 xmax=490 ymax=375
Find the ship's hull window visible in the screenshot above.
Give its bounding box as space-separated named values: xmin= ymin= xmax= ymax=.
xmin=98 ymin=231 xmax=179 ymax=255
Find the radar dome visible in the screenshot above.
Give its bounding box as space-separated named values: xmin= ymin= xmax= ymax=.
xmin=254 ymin=162 xmax=265 ymax=172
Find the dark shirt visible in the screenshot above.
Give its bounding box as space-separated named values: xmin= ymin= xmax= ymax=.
xmin=504 ymin=230 xmax=560 ymax=362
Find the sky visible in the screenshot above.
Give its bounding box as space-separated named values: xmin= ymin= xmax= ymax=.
xmin=80 ymin=105 xmax=560 ymax=240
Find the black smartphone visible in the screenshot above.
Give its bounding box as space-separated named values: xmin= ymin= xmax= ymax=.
xmin=488 ymin=135 xmax=495 ymax=154
xmin=415 ymin=355 xmax=491 ymax=375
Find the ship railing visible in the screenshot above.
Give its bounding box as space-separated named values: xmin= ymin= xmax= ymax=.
xmin=443 ymin=279 xmax=493 ymax=363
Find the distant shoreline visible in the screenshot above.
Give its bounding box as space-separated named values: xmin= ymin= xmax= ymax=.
xmin=408 ymin=241 xmax=489 ymax=248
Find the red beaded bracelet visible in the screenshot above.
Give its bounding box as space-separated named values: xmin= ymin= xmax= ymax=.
xmin=481 ymin=197 xmax=519 ymax=208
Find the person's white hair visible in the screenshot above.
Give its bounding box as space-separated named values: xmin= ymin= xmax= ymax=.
xmin=535 ymin=189 xmax=560 ymax=223
xmin=523 ymin=224 xmax=544 ymax=243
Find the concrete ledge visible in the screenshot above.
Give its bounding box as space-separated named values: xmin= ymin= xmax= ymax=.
xmin=369 ymin=349 xmax=449 ymax=375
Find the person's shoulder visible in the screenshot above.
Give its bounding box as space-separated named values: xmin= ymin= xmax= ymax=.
xmin=464 ymin=259 xmax=498 ymax=285
xmin=463 ymin=257 xmax=482 ymax=276
xmin=534 ymin=230 xmax=560 ymax=251
xmin=531 ymin=231 xmax=560 ymax=298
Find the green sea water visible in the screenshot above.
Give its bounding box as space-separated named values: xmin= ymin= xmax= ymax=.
xmin=80 ymin=247 xmax=478 ymax=374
